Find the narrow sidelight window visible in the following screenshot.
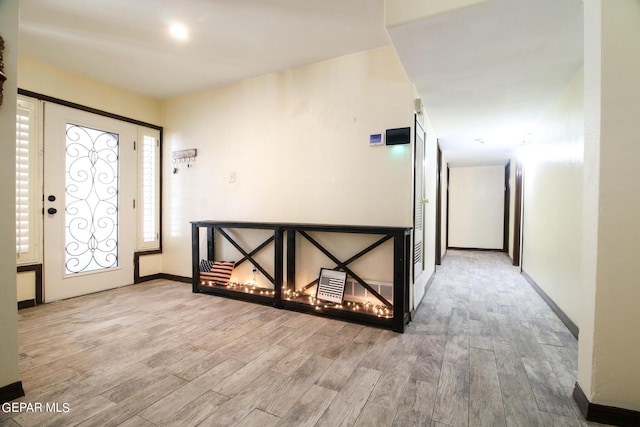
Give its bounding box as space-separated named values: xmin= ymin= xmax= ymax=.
xmin=16 ymin=97 xmax=41 ymax=264
xmin=137 ymin=128 xmax=160 ymax=250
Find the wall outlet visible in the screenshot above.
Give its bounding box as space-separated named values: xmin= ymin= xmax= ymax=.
xmin=229 ymin=171 xmax=236 ymax=183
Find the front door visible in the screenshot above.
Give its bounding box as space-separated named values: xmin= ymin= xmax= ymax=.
xmin=43 ymin=104 xmax=136 ymax=302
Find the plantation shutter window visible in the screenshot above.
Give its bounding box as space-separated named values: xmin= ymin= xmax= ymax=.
xmin=16 ymin=97 xmax=40 ymax=264
xmin=137 ymin=128 xmax=160 ymax=250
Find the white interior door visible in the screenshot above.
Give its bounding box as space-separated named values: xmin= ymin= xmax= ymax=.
xmin=413 ymin=118 xmax=426 ymax=281
xmin=43 ymin=103 xmax=137 ymax=302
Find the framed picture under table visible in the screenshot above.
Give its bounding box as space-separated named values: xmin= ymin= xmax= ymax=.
xmin=316 ymin=268 xmax=347 ymax=304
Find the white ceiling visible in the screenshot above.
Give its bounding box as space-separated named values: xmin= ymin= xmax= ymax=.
xmin=387 ymin=0 xmax=583 ymax=165
xmin=18 ymin=0 xmax=584 ymax=166
xmin=18 ymin=0 xmax=390 ymax=99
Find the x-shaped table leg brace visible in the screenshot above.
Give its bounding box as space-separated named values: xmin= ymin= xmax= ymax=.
xmin=299 ymin=230 xmax=393 ymax=309
xmin=216 ymin=228 xmax=275 ymax=286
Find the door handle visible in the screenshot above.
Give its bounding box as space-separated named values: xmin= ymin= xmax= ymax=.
xmin=47 ymin=207 xmax=57 ymax=215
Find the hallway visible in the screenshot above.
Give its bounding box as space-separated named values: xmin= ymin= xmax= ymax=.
xmin=3 ymin=251 xmax=607 ymax=426
xmin=407 ymin=250 xmax=603 ymax=426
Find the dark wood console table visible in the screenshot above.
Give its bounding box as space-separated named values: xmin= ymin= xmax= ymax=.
xmin=191 ymin=221 xmax=411 ymax=332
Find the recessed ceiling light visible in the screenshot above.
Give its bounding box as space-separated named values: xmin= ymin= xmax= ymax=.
xmin=169 ymin=23 xmax=189 ymax=41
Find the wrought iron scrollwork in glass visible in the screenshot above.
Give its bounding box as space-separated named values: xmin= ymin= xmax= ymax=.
xmin=65 ymin=123 xmax=119 ymax=274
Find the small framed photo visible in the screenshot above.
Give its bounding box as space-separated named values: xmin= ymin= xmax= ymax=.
xmin=316 ymin=268 xmax=347 ymax=304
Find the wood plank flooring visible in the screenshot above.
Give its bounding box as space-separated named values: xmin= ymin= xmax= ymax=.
xmin=2 ymin=250 xmax=610 ymax=426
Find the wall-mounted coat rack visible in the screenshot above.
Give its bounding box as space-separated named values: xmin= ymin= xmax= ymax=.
xmin=172 ymin=148 xmax=197 ymax=174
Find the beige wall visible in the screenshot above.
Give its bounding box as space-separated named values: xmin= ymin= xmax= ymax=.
xmin=448 ymin=165 xmax=505 ymax=249
xmin=17 ymin=271 xmax=35 ymax=301
xmin=580 ymin=0 xmax=640 ymax=412
xmin=521 ymin=68 xmax=584 ymax=326
xmin=160 ymin=47 xmax=415 ymax=278
xmin=16 ymin=45 xmax=416 ymax=295
xmin=139 ymin=254 xmax=163 ymax=277
xmin=18 ymin=56 xmax=161 ymax=126
xmin=0 ymin=0 xmax=21 ymax=391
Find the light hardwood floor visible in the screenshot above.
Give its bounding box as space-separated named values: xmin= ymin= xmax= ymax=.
xmin=2 ymin=250 xmax=609 ymax=426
